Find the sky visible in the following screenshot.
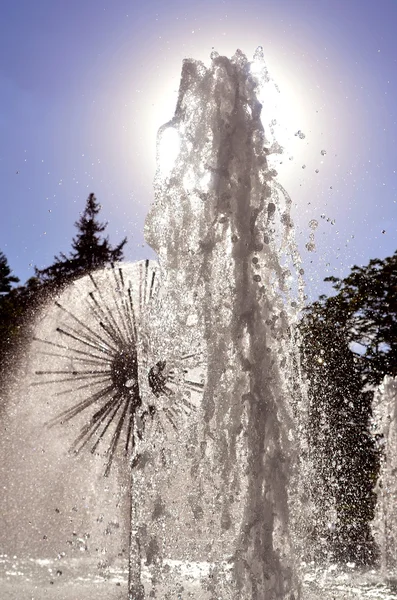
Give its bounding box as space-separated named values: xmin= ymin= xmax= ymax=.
xmin=0 ymin=0 xmax=396 ymax=301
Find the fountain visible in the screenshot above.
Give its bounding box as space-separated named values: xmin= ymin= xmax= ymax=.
xmin=134 ymin=48 xmax=304 ymax=598
xmin=0 ymin=49 xmax=332 ymax=599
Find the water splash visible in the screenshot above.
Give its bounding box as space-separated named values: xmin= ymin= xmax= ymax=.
xmin=373 ymin=377 xmax=397 ymax=571
xmin=141 ymin=49 xmax=304 ymax=598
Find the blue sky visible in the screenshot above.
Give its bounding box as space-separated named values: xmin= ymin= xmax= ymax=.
xmin=0 ymin=0 xmax=396 ymax=300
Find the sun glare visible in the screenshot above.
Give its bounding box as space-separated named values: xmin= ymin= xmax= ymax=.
xmin=157 ymin=127 xmax=181 ymax=177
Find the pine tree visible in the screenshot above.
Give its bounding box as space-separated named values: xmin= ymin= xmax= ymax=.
xmin=35 ymin=194 xmax=127 ymax=286
xmin=0 ymin=250 xmax=19 ymax=294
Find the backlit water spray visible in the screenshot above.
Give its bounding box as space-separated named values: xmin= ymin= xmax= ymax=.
xmin=0 ymin=49 xmax=308 ymax=600
xmin=135 ymin=47 xmax=306 ymax=598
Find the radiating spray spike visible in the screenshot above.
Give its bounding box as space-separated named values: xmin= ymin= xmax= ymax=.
xmin=124 ymin=409 xmax=135 ymax=456
xmin=70 ymin=395 xmax=119 ymax=454
xmin=118 ymin=267 xmax=125 ymax=288
xmin=88 ymin=273 xmax=126 ymax=344
xmin=144 ymin=259 xmax=149 ymax=305
xmin=56 ymin=326 xmax=114 ymax=356
xmin=35 ymin=368 xmax=110 ymax=377
xmin=117 ymin=267 xmax=137 ymax=345
xmin=163 ymin=385 xmax=175 ymax=397
xmin=54 ymin=379 xmax=110 ymax=397
xmin=184 ymin=379 xmax=205 ymax=391
xmin=163 ymin=408 xmax=178 ymax=431
xmin=109 ymin=264 xmax=135 ymax=346
xmin=87 ymin=291 xmax=123 ymax=345
xmin=180 ymin=351 xmax=203 ymax=361
xmin=176 ymin=402 xmax=191 ymax=416
xmin=73 ymin=394 xmax=126 ymax=455
xmin=97 ymin=318 xmax=124 ymax=347
xmin=31 ymin=372 xmax=110 ymax=387
xmin=149 ymin=270 xmax=156 ymax=300
xmin=180 ymin=395 xmax=197 ymax=412
xmin=35 ymin=350 xmax=107 ymax=367
xmin=104 ymin=398 xmax=132 ymax=476
xmin=46 ymin=384 xmax=114 ymax=427
xmin=56 ymin=322 xmax=112 ymax=352
xmin=55 ymin=301 xmax=117 ymax=353
xmin=90 ymin=396 xmax=124 ymax=455
xmin=33 ymin=337 xmax=109 ymax=363
xmin=139 ymin=262 xmax=143 ymax=314
xmin=127 ymin=287 xmax=138 ymax=340
xmin=58 ymin=312 xmax=116 ymax=353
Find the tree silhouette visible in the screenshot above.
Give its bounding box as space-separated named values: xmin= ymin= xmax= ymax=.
xmin=309 ymin=251 xmax=397 ymax=387
xmin=299 ymin=251 xmax=397 ymax=565
xmin=35 ymin=193 xmax=127 ymax=287
xmin=0 ymin=250 xmax=19 ymax=294
xmin=299 ymin=311 xmax=379 ymax=565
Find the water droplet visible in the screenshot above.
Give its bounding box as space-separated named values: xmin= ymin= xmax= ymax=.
xmin=254 ymin=46 xmax=264 ymax=61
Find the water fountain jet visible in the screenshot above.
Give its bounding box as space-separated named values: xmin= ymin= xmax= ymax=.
xmin=139 ymin=48 xmax=304 ymax=599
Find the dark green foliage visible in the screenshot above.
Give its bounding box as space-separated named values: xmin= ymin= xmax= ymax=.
xmin=313 ymin=251 xmax=397 ymax=386
xmin=0 ymin=277 xmax=43 ymax=376
xmin=0 ymin=259 xmax=43 ymax=397
xmin=35 ymin=193 xmax=127 ymax=287
xmin=0 ymin=251 xmax=21 ymax=371
xmin=300 ymin=312 xmax=380 ymax=565
xmin=0 ymin=250 xmax=19 ymax=294
xmin=299 ymin=250 xmax=397 ymax=565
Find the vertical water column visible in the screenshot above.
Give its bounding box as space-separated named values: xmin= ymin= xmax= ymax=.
xmin=373 ymin=376 xmax=397 ymax=571
xmin=143 ymin=49 xmax=301 ymax=599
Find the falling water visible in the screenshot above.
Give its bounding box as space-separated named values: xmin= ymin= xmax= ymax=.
xmin=373 ymin=376 xmax=397 ymax=571
xmin=138 ymin=48 xmax=305 ymax=599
